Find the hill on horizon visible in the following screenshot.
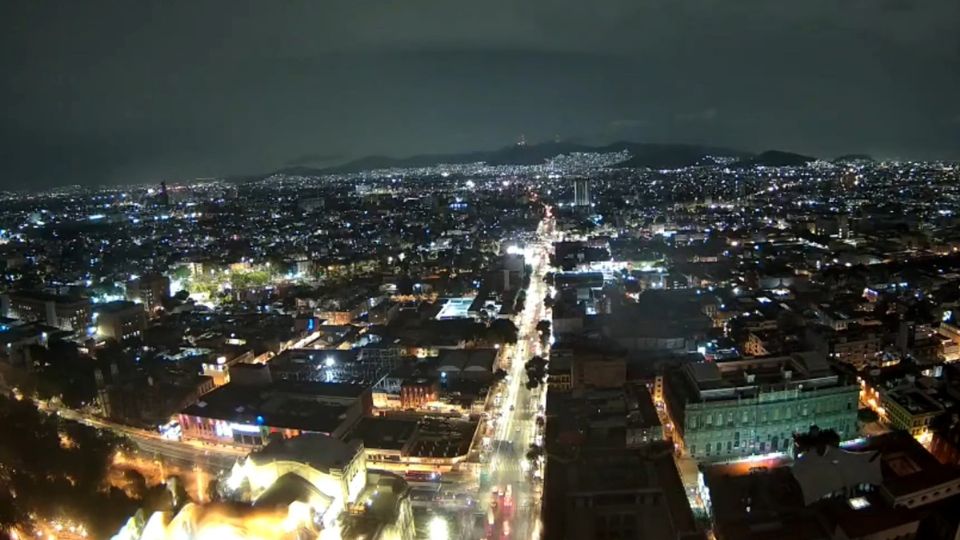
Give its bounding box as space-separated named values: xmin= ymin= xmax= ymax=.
xmin=274 ymin=141 xmax=760 ymax=177
xmin=730 ymin=150 xmax=816 ymax=168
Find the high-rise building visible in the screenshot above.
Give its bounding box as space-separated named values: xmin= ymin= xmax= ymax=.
xmin=1 ymin=291 xmax=91 ymax=331
xmin=573 ymin=178 xmax=591 ymax=207
xmin=125 ymin=273 xmax=170 ymax=315
xmin=94 ymin=300 xmax=147 ymax=341
xmin=159 ymin=181 xmax=170 ymax=207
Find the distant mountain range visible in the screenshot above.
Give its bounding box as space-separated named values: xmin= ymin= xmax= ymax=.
xmin=270 ymin=141 xmax=823 ymax=177
xmin=729 ymin=150 xmax=817 ymax=168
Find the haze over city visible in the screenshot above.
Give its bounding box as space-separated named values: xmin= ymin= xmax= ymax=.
xmin=3 ymin=3 xmax=960 ymax=540
xmin=2 ymin=0 xmax=959 ymax=190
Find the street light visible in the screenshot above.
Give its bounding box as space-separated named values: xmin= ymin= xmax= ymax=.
xmin=428 ymin=516 xmax=450 ymax=540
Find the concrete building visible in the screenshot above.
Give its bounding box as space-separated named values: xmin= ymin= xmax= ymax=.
xmin=573 ymin=177 xmax=591 ymax=207
xmin=435 ymin=348 xmax=496 ymax=382
xmin=664 ymin=352 xmax=859 ymax=461
xmin=807 ymin=325 xmax=883 ymax=369
xmin=572 ymin=355 xmax=626 ymax=390
xmin=881 ymin=385 xmax=944 ymax=438
xmin=234 ymin=434 xmax=367 ymax=509
xmin=179 ymin=379 xmax=371 ymax=447
xmin=859 ymin=369 xmax=949 ymax=438
xmin=626 ymin=385 xmax=664 ymax=448
xmin=121 ymin=434 xmax=415 ymax=540
xmin=125 ymin=273 xmax=170 ymax=315
xmin=0 ymin=320 xmax=50 ymax=368
xmin=702 ymin=431 xmax=960 ymax=540
xmin=400 ymin=377 xmax=438 ymax=409
xmin=551 ymin=340 xmax=626 ymax=391
xmin=1 ymin=291 xmax=91 ymax=332
xmin=543 ymin=445 xmax=703 ymax=540
xmin=603 ymin=289 xmax=712 ymax=352
xmin=347 ymin=416 xmax=479 ymax=474
xmin=932 ymin=321 xmax=960 ymax=362
xmin=547 ymin=353 xmax=573 ymax=392
xmin=94 ymin=300 xmax=147 ymax=341
xmin=96 ymin=368 xmax=214 ymax=428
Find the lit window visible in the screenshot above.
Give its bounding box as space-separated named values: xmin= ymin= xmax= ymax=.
xmin=848 ymin=496 xmax=870 ymax=510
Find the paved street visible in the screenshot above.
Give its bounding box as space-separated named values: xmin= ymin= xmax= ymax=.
xmin=461 ymin=208 xmax=553 ymax=540
xmin=39 ymin=399 xmax=245 ymax=469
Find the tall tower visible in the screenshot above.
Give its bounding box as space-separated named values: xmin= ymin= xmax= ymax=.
xmin=160 ymin=181 xmax=170 ymax=207
xmin=573 ymin=178 xmax=591 ymax=207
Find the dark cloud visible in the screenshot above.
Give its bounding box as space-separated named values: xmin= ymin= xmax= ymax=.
xmin=283 ymin=153 xmax=349 ymax=168
xmin=0 ymin=0 xmax=958 ymax=189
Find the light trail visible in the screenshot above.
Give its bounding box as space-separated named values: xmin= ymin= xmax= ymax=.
xmin=476 ymin=205 xmax=554 ymax=540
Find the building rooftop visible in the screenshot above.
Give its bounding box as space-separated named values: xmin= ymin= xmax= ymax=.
xmin=250 ymin=434 xmax=362 ymax=473
xmin=544 ymin=445 xmax=702 ymax=540
xmin=181 ymin=380 xmax=365 ymax=433
xmin=347 ymin=417 xmax=418 ymax=452
xmin=792 ymin=445 xmax=882 ymax=505
xmin=93 ymin=300 xmax=142 ymax=314
xmin=7 ymin=290 xmax=87 ymax=303
xmin=857 ymin=430 xmax=960 ymax=500
xmin=677 ymin=352 xmax=841 ymax=403
xmin=886 ymin=387 xmax=944 ymax=416
xmin=705 ymin=431 xmax=960 ymax=540
xmin=436 ymin=348 xmax=497 ymax=374
xmin=704 ymin=464 xmax=828 ymax=540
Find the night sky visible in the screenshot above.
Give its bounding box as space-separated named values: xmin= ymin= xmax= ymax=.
xmin=1 ymin=0 xmax=958 ymax=190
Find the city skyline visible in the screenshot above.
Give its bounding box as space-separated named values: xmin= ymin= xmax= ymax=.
xmin=2 ymin=0 xmax=959 ymax=190
xmin=3 ymin=2 xmax=960 ymax=540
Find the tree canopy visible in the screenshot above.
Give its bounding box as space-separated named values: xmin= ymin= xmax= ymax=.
xmin=0 ymin=396 xmax=145 ymax=538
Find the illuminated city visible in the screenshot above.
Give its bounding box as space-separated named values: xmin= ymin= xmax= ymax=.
xmin=2 ymin=2 xmax=960 ymax=540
